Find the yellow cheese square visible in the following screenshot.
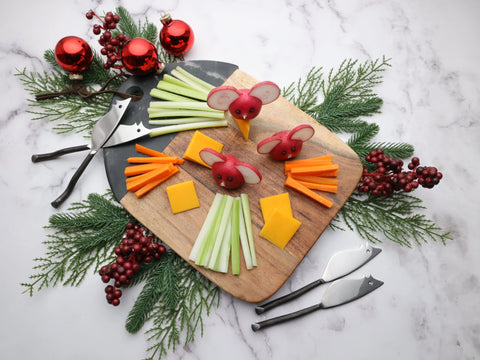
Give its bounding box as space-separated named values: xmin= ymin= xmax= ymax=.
xmin=259 ymin=193 xmax=293 ymax=222
xmin=259 ymin=208 xmax=301 ymax=249
xmin=166 ymin=180 xmax=200 ymax=214
xmin=183 ymin=131 xmax=224 ymax=168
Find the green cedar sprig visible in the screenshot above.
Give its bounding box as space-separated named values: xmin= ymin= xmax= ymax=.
xmin=21 ymin=192 xmax=135 ymax=295
xmin=333 ymin=193 xmax=451 ymax=246
xmin=283 ymin=57 xmax=451 ymax=245
xmin=143 ymin=255 xmax=220 ymax=360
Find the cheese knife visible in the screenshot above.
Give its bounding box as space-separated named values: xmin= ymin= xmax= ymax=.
xmin=251 ymin=275 xmax=384 ymax=331
xmin=255 ymin=242 xmax=381 ymax=314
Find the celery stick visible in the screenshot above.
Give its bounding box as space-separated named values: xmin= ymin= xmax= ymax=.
xmin=161 ymin=74 xmax=194 ymax=89
xmin=238 ymin=201 xmax=253 ymax=270
xmin=150 ymin=88 xmax=196 ymax=102
xmin=148 ymin=101 xmax=218 ymax=111
xmin=171 ymin=68 xmax=213 ymax=95
xmin=240 ymin=194 xmax=257 ymax=266
xmin=175 ymin=67 xmax=216 ymax=92
xmin=149 ymin=120 xmax=228 ymax=137
xmin=197 ymin=195 xmax=228 ymax=267
xmin=215 ymin=218 xmax=232 ymax=273
xmin=189 ymin=193 xmax=224 ymax=262
xmin=149 ymin=117 xmax=224 ymax=125
xmin=148 ymin=109 xmax=225 ymax=119
xmin=207 ymin=195 xmax=234 ymax=269
xmin=171 ymin=69 xmax=208 ymax=93
xmin=230 ymin=198 xmax=241 ymax=275
xmin=157 ymin=81 xmax=207 ymax=101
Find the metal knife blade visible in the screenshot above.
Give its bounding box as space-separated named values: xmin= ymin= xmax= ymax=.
xmin=255 ymin=242 xmax=381 ymax=314
xmin=251 ymin=275 xmax=383 ymax=332
xmin=91 ymin=98 xmax=132 ymax=149
xmin=50 ymin=98 xmax=131 ymax=208
xmin=321 ymin=242 xmax=382 ymax=282
xmin=103 ymin=121 xmax=151 ymax=148
xmin=320 ymin=274 xmax=384 ymax=308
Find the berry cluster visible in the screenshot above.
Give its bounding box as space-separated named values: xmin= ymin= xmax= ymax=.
xmin=99 ymin=222 xmax=166 ymax=306
xmin=86 ymin=10 xmax=130 ymax=71
xmin=358 ymin=149 xmax=442 ymax=195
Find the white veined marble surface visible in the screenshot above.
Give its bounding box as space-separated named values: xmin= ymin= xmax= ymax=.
xmin=1 ymin=0 xmax=479 ymax=359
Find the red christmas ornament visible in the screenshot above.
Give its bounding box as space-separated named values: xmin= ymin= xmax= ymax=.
xmin=159 ymin=13 xmax=194 ymax=56
xmin=121 ymin=38 xmax=164 ymax=76
xmin=54 ymin=36 xmax=93 ymax=79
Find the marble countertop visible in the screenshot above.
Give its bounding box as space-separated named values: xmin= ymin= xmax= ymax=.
xmin=1 ymin=0 xmax=479 ymax=359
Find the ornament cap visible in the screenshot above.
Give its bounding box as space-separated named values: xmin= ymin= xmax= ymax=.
xmin=69 ymin=73 xmax=84 ymax=80
xmin=160 ymin=13 xmax=172 ymax=25
xmin=156 ymin=62 xmax=166 ymax=74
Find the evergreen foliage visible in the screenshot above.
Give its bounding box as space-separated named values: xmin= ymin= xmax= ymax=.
xmin=21 ymin=192 xmax=135 ymax=295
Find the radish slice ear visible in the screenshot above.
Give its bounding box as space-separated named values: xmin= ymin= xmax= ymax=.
xmin=235 ymin=164 xmax=262 ymax=184
xmin=199 ymin=148 xmax=225 ymax=167
xmin=257 ymin=138 xmax=281 ymax=154
xmin=249 ymin=81 xmax=280 ymax=105
xmin=207 ymin=86 xmax=240 ymax=111
xmin=289 ymin=124 xmax=315 ymax=142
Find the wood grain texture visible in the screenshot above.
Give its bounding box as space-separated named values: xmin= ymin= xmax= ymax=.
xmin=120 ymin=69 xmax=363 ymax=303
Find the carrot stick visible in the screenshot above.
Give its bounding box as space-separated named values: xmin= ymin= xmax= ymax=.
xmin=290 ymin=174 xmax=339 ymax=186
xmin=284 ymin=155 xmax=333 ymax=173
xmin=124 ymin=163 xmax=166 ymax=177
xmin=127 ymin=156 xmax=184 ymax=165
xmin=289 ymin=163 xmax=339 ymax=177
xmin=294 ymin=180 xmax=338 ymax=193
xmin=285 ymin=176 xmax=334 ymax=208
xmin=134 ymin=167 xmax=180 ymax=198
xmin=126 ymin=164 xmax=171 ymax=184
xmin=135 ymin=144 xmax=169 ymax=157
xmin=126 ymin=165 xmax=174 ymax=192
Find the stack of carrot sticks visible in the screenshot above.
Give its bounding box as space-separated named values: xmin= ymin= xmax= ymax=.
xmin=125 ymin=144 xmax=183 ymax=198
xmin=284 ymin=155 xmax=339 ymax=208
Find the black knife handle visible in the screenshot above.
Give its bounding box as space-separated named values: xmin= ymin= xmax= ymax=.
xmin=251 ymin=303 xmax=322 ymax=332
xmin=255 ymin=278 xmax=325 ymax=314
xmin=51 ymin=151 xmax=96 ymax=208
xmin=32 ymin=145 xmax=90 ymax=162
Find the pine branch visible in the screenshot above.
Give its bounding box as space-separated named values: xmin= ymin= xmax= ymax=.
xmin=337 ymin=192 xmax=452 ymax=246
xmin=285 ymin=57 xmax=450 ymax=246
xmin=143 ymin=255 xmax=220 ymax=360
xmin=125 ymin=260 xmax=165 ymax=334
xmin=21 ymin=192 xmax=136 ymax=295
xmin=115 ymin=6 xmax=158 ymax=44
xmin=15 ymin=52 xmax=120 ymax=135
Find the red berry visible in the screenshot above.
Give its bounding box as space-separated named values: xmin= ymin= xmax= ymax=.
xmin=112 ymin=298 xmax=120 ymax=306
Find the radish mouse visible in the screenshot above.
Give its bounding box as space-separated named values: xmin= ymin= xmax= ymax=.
xmin=199 ymin=148 xmax=262 ymax=189
xmin=257 ymin=124 xmax=315 ymax=160
xmin=207 ymin=81 xmax=280 ymax=140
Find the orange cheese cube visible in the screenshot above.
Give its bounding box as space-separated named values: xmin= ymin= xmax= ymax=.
xmin=166 ymin=180 xmax=200 ymax=214
xmin=259 ymin=208 xmax=301 ymax=249
xmin=259 ymin=193 xmax=293 ymax=222
xmin=183 ymin=131 xmax=224 ymax=168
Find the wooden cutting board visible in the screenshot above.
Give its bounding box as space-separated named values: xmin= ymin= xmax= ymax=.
xmin=103 ymin=60 xmax=363 ymax=303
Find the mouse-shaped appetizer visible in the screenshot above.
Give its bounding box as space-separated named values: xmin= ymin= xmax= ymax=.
xmin=257 ymin=124 xmax=315 ymax=160
xmin=206 ymin=81 xmax=280 ymax=140
xmin=199 ymin=148 xmax=262 ymax=189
